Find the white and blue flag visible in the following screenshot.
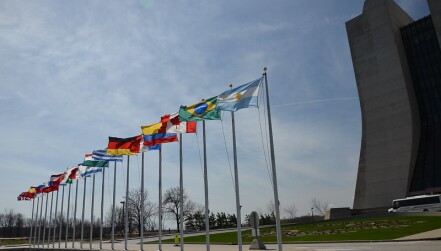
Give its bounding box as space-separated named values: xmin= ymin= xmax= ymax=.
xmin=92 ymin=149 xmax=123 ymax=162
xmin=81 ymin=166 xmax=103 ymax=178
xmin=217 ymin=77 xmax=262 ymax=112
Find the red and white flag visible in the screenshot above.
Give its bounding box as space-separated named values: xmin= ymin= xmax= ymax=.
xmin=161 ymin=113 xmax=197 ymax=134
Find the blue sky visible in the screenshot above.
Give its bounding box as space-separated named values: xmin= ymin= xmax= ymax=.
xmin=0 ymin=0 xmax=429 ymax=224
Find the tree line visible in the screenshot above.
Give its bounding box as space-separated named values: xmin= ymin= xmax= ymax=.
xmin=2 ymin=187 xmax=329 ymax=238
xmin=1 ymin=186 xmax=218 ymax=238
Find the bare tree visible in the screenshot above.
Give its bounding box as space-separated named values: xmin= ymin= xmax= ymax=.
xmin=0 ymin=209 xmax=26 ymax=237
xmin=283 ymin=202 xmax=298 ymax=219
xmin=4 ymin=209 xmax=17 ymax=237
xmin=0 ymin=212 xmax=5 ymax=229
xmin=163 ymin=187 xmax=197 ymax=231
xmin=105 ymin=205 xmax=124 ymax=235
xmin=311 ymin=198 xmax=329 ymax=215
xmin=126 ymin=188 xmax=157 ymax=236
xmin=15 ymin=213 xmax=24 ymax=237
xmin=266 ymin=200 xmax=275 ymax=215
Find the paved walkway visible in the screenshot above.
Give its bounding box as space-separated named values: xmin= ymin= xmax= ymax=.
xmin=3 ymin=228 xmax=441 ymax=250
xmin=396 ymin=228 xmax=441 ymax=240
xmin=15 ymin=240 xmax=441 ymax=251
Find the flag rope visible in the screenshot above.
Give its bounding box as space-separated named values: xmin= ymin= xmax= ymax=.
xmin=194 ymin=125 xmax=205 ymax=178
xmin=220 ymin=115 xmax=236 ymax=189
xmin=136 ymin=154 xmax=142 ymax=186
xmin=257 ymin=83 xmax=274 ymax=189
xmin=122 ymin=159 xmax=126 ymax=195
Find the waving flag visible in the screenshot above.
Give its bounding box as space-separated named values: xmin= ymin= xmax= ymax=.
xmin=81 ymin=166 xmax=103 ymax=177
xmin=107 ymin=135 xmax=142 ymax=156
xmin=161 ymin=113 xmax=197 ymax=134
xmin=179 ymin=96 xmax=221 ymax=121
xmin=141 ymin=122 xmax=178 ymax=146
xmin=43 ymin=183 xmax=59 ymax=193
xmin=35 ymin=184 xmax=46 ymax=194
xmin=68 ymin=166 xmax=80 ymax=180
xmin=92 ymin=150 xmax=123 ymax=162
xmin=82 ymin=154 xmax=109 ymax=167
xmin=140 ymin=142 xmax=161 ymax=152
xmin=141 ymin=122 xmax=163 ymax=135
xmin=49 ymin=173 xmax=65 ymax=186
xmin=142 ymin=133 xmax=178 ymax=146
xmin=217 ymin=77 xmax=262 ymax=112
xmin=28 ymin=187 xmax=36 ymax=194
xmin=62 ymin=166 xmax=80 ymax=184
xmin=18 ymin=192 xmax=34 ymax=201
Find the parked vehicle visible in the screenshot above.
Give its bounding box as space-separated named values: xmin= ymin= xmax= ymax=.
xmin=388 ymin=194 xmax=441 ymax=212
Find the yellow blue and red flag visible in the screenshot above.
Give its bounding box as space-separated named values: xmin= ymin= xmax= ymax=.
xmin=140 ymin=121 xmax=178 ymax=146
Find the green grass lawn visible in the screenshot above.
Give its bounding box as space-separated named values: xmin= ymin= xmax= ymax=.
xmin=159 ymin=216 xmax=441 ymax=244
xmin=0 ymin=239 xmax=28 ymax=246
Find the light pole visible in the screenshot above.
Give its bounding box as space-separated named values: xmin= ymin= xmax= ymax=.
xmin=311 ymin=208 xmax=314 ymax=221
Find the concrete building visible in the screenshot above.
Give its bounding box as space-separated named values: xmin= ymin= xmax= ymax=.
xmin=346 ymin=0 xmax=441 ymax=211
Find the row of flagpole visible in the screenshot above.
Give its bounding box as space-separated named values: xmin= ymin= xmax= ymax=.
xmin=27 ymin=154 xmax=154 ymax=250
xmin=24 ymin=69 xmax=283 ymax=251
xmin=27 ymin=120 xmax=238 ymax=251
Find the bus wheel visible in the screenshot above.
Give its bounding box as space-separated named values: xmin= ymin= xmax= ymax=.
xmin=423 ymin=209 xmax=429 ymax=212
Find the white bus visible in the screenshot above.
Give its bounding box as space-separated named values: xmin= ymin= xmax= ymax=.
xmin=388 ymin=194 xmax=441 ymax=212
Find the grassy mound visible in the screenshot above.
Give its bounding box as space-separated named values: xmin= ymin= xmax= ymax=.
xmin=160 ymin=216 xmax=441 ymax=244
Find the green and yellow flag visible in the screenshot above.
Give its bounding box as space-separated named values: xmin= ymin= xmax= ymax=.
xmin=179 ymin=96 xmax=221 ymax=121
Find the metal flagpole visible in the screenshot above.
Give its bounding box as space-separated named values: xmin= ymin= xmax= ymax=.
xmin=53 ymin=189 xmax=59 ymax=248
xmin=179 ymin=134 xmax=184 ymax=251
xmin=42 ymin=192 xmax=49 ymax=246
xmin=29 ymin=197 xmax=35 ymax=247
xmin=90 ymin=174 xmax=96 ymax=250
xmin=47 ymin=191 xmax=54 ymax=247
xmin=111 ymin=162 xmax=117 ymax=250
xmin=34 ymin=197 xmax=40 ymax=246
xmin=58 ymin=185 xmax=65 ymax=248
xmin=33 ymin=195 xmax=40 ymax=246
xmin=65 ymin=183 xmax=72 ymax=248
xmin=140 ymin=152 xmax=145 ymax=251
xmin=203 ymin=120 xmax=210 ymax=251
xmin=263 ymin=68 xmax=283 ymax=251
xmin=231 ymin=109 xmax=243 ymax=251
xmin=33 ymin=196 xmax=40 ymax=246
xmin=124 ymin=156 xmax=130 ymax=250
xmin=37 ymin=195 xmax=44 ymax=246
xmin=158 ymin=147 xmax=163 ymax=251
xmin=100 ymin=166 xmax=106 ymax=250
xmin=72 ymin=179 xmax=79 ymax=248
xmin=81 ymin=176 xmax=88 ymax=248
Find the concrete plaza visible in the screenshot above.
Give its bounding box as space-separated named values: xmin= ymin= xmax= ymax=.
xmin=4 ymin=227 xmax=440 ymax=251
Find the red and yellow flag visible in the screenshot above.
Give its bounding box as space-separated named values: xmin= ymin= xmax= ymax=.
xmin=107 ymin=135 xmax=142 ymax=156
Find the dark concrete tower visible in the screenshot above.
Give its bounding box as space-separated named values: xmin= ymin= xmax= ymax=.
xmin=346 ymin=0 xmax=435 ymax=210
xmin=347 ymin=0 xmax=441 ymax=211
